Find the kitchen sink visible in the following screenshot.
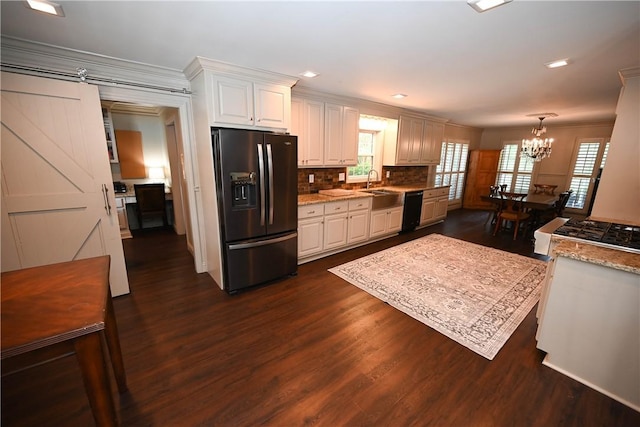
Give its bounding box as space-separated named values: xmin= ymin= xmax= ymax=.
xmin=359 ymin=189 xmax=403 ymax=210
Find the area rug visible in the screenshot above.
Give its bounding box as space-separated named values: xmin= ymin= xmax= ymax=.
xmin=328 ymin=234 xmax=547 ymax=360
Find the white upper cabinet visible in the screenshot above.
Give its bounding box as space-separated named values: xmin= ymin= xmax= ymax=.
xmin=324 ymin=103 xmax=359 ymax=166
xmin=292 ymin=95 xmax=358 ymax=167
xmin=292 ymin=97 xmax=324 ymax=167
xmin=254 ymin=82 xmax=290 ymax=129
xmin=211 ymin=75 xmax=291 ymax=130
xmin=398 ymin=116 xmax=424 ymax=164
xmin=421 ymin=121 xmax=445 ymax=164
xmin=212 ymin=75 xmax=254 ymax=126
xmin=185 ymin=57 xmax=298 ymax=132
xmin=384 ymin=115 xmax=446 ymax=166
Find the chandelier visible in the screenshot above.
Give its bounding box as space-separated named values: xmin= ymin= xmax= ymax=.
xmin=521 ymin=116 xmax=553 ymax=162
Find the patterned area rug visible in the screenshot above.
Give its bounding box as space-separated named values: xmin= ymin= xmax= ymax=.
xmin=328 ymin=234 xmax=547 ymax=360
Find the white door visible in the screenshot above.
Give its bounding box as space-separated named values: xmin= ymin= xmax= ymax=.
xmin=341 ymin=106 xmax=359 ymax=166
xmin=1 ymin=72 xmax=130 ymax=296
xmin=323 ymin=213 xmax=348 ymax=250
xmin=212 ymin=75 xmax=253 ymax=126
xmin=323 ymin=103 xmax=344 ymax=165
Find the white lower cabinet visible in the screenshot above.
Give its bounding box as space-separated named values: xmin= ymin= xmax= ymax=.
xmin=420 ymin=187 xmax=449 ymax=226
xmin=347 ymin=199 xmax=370 ymax=244
xmin=434 ymin=196 xmax=448 ymax=220
xmin=369 ymin=206 xmax=403 ymax=238
xmin=323 ymin=201 xmax=349 ymax=250
xmin=298 ymin=204 xmax=324 ymax=258
xmin=323 ymin=212 xmax=348 ymax=250
xmin=298 ymin=198 xmax=372 ymax=262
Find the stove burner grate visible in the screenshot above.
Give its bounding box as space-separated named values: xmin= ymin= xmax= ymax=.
xmin=554 ymin=218 xmax=640 ymax=250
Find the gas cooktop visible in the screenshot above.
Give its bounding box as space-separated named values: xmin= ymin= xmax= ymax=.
xmin=553 ymin=218 xmax=640 ymax=251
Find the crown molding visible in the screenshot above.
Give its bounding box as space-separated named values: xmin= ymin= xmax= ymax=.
xmin=292 ymin=84 xmax=449 ymax=124
xmin=619 ymin=67 xmax=640 ymax=85
xmin=1 ymin=36 xmax=190 ymax=92
xmin=184 ymin=56 xmax=298 ymax=87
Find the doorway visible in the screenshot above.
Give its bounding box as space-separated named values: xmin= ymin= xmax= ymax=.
xmin=98 ymin=84 xmax=204 ymax=274
xmin=106 ymin=101 xmax=195 ymax=261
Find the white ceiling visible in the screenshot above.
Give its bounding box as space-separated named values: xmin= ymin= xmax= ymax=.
xmin=1 ymin=1 xmax=639 ymax=128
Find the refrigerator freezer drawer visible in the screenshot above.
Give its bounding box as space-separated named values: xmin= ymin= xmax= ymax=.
xmin=224 ymin=232 xmax=298 ymax=293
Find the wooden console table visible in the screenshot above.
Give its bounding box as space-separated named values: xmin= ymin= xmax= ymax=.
xmin=1 ymin=256 xmax=128 ymax=426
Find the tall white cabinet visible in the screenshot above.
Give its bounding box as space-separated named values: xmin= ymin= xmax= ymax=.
xmin=324 ymin=103 xmax=359 ymax=166
xmin=291 ymin=97 xmax=325 ymax=167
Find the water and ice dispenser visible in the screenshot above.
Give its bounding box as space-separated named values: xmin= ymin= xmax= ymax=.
xmin=229 ymin=172 xmax=257 ymax=208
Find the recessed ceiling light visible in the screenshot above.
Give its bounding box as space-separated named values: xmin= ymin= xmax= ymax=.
xmin=392 ymin=93 xmax=407 ymax=99
xmin=300 ymin=71 xmax=319 ymax=78
xmin=23 ymin=0 xmax=65 ymax=16
xmin=545 ymin=59 xmax=569 ymax=69
xmin=467 ymin=0 xmax=512 ymax=13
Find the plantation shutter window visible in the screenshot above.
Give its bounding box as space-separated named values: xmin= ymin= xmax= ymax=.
xmin=566 ymin=139 xmax=608 ymax=210
xmin=435 ymin=140 xmax=469 ymax=206
xmin=496 ymin=143 xmax=532 ymax=193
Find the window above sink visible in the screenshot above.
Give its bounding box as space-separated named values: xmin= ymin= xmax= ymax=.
xmin=347 ymin=115 xmax=398 ymax=184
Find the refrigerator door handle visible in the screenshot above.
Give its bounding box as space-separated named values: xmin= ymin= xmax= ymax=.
xmin=266 ymin=143 xmax=274 ymax=225
xmin=257 ymin=143 xmax=266 ymax=226
xmin=228 ymin=232 xmax=298 ymax=250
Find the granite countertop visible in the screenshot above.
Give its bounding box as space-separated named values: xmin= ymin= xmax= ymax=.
xmin=298 ymin=184 xmax=450 ymax=206
xmin=552 ymin=239 xmax=640 ymax=275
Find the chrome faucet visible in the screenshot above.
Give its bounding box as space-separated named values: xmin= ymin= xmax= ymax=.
xmin=366 ymin=169 xmax=379 ymax=189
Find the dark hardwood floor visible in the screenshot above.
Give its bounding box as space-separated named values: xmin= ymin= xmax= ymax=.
xmin=3 ymin=209 xmax=639 ymax=426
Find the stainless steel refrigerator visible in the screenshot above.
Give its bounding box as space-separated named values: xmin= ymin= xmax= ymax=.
xmin=212 ymin=128 xmax=298 ymax=293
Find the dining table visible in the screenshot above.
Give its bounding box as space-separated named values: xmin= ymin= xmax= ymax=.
xmin=1 ymin=255 xmax=127 ymax=426
xmin=481 ymin=192 xmax=559 ymax=229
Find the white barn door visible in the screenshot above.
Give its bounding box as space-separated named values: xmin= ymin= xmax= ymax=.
xmin=1 ymin=72 xmax=130 ymax=296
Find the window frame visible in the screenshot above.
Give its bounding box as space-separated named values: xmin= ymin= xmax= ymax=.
xmin=495 ymin=141 xmax=533 ymax=193
xmin=346 ymin=117 xmax=387 ymax=184
xmin=435 ymin=139 xmax=469 ymax=209
xmin=564 ymin=138 xmax=609 ymax=214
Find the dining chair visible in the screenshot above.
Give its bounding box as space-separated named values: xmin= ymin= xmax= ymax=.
xmin=485 ymin=185 xmax=501 ymax=226
xmin=134 ymin=184 xmax=167 ymax=229
xmin=554 ymin=190 xmax=573 ymax=217
xmin=493 ymin=191 xmax=530 ymax=240
xmin=539 ymin=190 xmax=573 ymax=224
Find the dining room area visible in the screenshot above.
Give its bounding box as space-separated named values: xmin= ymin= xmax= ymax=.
xmin=482 ymin=184 xmax=573 ymax=241
xmin=462 ymin=125 xmax=609 ymax=244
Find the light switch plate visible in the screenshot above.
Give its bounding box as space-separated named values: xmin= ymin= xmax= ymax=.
xmin=309 ymin=174 xmax=314 ymax=183
xmin=386 ymin=171 xmax=391 ymax=178
xmin=338 ymin=172 xmax=345 ymax=181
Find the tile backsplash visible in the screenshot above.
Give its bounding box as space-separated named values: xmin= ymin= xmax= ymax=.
xmin=297 ymin=166 xmax=430 ymax=194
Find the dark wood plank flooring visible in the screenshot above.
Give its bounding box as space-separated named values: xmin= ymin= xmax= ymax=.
xmin=3 ymin=209 xmax=639 ymax=426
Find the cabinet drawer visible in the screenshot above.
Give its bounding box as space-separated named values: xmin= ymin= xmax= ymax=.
xmin=298 ymin=204 xmax=324 ymax=219
xmin=115 ymin=197 xmax=126 ymax=208
xmin=324 ymin=201 xmax=349 ymax=215
xmin=348 ymin=198 xmax=371 ymax=211
xmin=423 ymin=187 xmax=449 ymax=199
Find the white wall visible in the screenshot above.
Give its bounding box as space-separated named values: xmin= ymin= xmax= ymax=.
xmin=444 ymin=123 xmax=483 ymax=150
xmin=590 ymin=70 xmax=640 ymax=225
xmin=479 ymin=122 xmax=615 ymax=194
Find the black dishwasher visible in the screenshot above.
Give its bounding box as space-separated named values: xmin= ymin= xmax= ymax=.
xmin=401 ymin=190 xmax=423 ymax=232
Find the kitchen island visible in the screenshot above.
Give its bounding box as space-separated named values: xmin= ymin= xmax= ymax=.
xmin=536 ymin=238 xmax=640 ymax=411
